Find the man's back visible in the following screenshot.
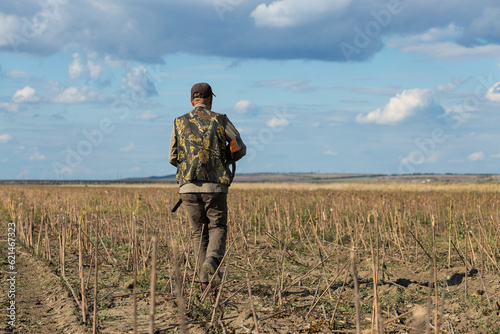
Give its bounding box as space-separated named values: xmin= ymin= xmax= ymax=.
xmin=173 ymin=105 xmax=232 ymax=186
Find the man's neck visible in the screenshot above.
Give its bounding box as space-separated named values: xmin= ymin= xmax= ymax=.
xmin=194 ymin=103 xmax=210 ymax=110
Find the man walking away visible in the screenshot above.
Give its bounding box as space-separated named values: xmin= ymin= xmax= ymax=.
xmin=169 ymin=82 xmax=246 ymax=290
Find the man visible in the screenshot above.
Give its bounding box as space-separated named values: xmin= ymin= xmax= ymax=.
xmin=169 ymin=82 xmax=246 ymax=289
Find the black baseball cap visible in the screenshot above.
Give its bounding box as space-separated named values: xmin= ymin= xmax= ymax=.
xmin=191 ymin=82 xmax=216 ymax=99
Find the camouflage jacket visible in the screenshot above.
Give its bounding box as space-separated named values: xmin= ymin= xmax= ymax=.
xmin=173 ymin=106 xmax=232 ymax=186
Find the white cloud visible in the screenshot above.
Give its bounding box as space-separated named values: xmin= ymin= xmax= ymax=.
xmin=136 ymin=110 xmax=159 ymax=120
xmin=437 ymin=77 xmax=463 ymax=92
xmin=234 ymin=100 xmax=255 ymax=114
xmin=69 ymin=53 xmax=85 ymax=79
xmin=267 ymin=117 xmax=289 ymax=128
xmin=486 ymin=82 xmax=500 ymax=102
xmin=130 ymin=166 xmax=141 ymax=172
xmin=0 ymin=134 xmax=13 ymax=144
xmin=1 ymin=1 xmax=500 ymax=65
xmin=386 ymin=23 xmax=500 ymax=60
xmin=0 ymin=103 xmax=19 ymax=113
xmin=104 ymin=55 xmax=127 ymax=69
xmin=119 ymin=142 xmax=135 ymax=152
xmin=12 ymin=86 xmax=39 ymax=103
xmin=356 ymin=89 xmax=431 ymax=125
xmin=29 ymin=152 xmax=45 ymax=160
xmin=467 ymin=151 xmax=484 ymax=161
xmin=251 ymin=0 xmax=351 ymax=28
xmin=399 ymin=23 xmax=463 ymax=44
xmin=442 ymin=105 xmax=473 ymax=124
xmin=69 ymin=53 xmax=106 ymax=79
xmin=52 ymin=86 xmax=109 ymax=104
xmin=323 ymin=150 xmax=337 ymax=156
xmin=0 ymin=13 xmax=22 ymax=47
xmin=87 ymin=60 xmax=104 ymax=79
xmin=491 ymin=153 xmax=500 ymax=159
xmin=126 ymin=65 xmax=157 ymax=96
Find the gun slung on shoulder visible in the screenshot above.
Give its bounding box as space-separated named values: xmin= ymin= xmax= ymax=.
xmin=171 ymin=138 xmax=241 ymax=213
xmin=171 ymin=198 xmax=183 ymax=213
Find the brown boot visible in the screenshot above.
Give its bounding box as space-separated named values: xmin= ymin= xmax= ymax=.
xmin=202 ymin=257 xmax=222 ymax=286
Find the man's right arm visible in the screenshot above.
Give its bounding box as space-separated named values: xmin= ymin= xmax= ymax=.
xmin=168 ymin=125 xmax=178 ymax=167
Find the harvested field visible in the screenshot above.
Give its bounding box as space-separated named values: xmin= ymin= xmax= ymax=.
xmin=1 ymin=182 xmax=500 ymax=333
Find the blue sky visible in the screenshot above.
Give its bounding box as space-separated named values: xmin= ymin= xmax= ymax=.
xmin=0 ymin=0 xmax=499 ymax=179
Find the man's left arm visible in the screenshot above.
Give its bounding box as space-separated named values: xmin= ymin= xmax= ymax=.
xmin=225 ymin=117 xmax=246 ymax=162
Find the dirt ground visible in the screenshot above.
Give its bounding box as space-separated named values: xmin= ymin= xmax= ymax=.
xmin=0 ymin=239 xmax=88 ymax=333
xmin=2 ymin=227 xmax=500 ymax=334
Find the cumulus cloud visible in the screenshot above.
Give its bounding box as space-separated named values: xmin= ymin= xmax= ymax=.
xmin=323 ymin=150 xmax=337 ymax=156
xmin=10 ymin=83 xmax=113 ymax=105
xmin=0 ymin=0 xmax=499 ymax=63
xmin=51 ymin=86 xmax=110 ymax=104
xmin=356 ymin=89 xmax=432 ymax=125
xmin=87 ymin=59 xmax=104 ymax=78
xmin=387 ymin=23 xmax=500 ymax=60
xmin=387 ymin=15 xmax=500 ymax=60
xmin=267 ymin=117 xmax=289 ymax=127
xmin=136 ymin=110 xmax=158 ymax=120
xmin=0 ymin=13 xmax=23 ymax=48
xmin=12 ymin=86 xmax=39 ymax=103
xmin=125 ymin=65 xmax=157 ymax=97
xmin=442 ymin=105 xmax=473 ymax=125
xmin=69 ymin=52 xmax=106 ymax=79
xmin=491 ymin=153 xmax=500 ymax=159
xmin=234 ymin=100 xmax=256 ymax=114
xmin=0 ymin=134 xmax=13 ymax=144
xmin=467 ymin=151 xmax=484 ymax=161
xmin=486 ymin=82 xmax=500 ymax=102
xmin=251 ymin=0 xmax=351 ymax=28
xmin=69 ymin=53 xmax=84 ymax=79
